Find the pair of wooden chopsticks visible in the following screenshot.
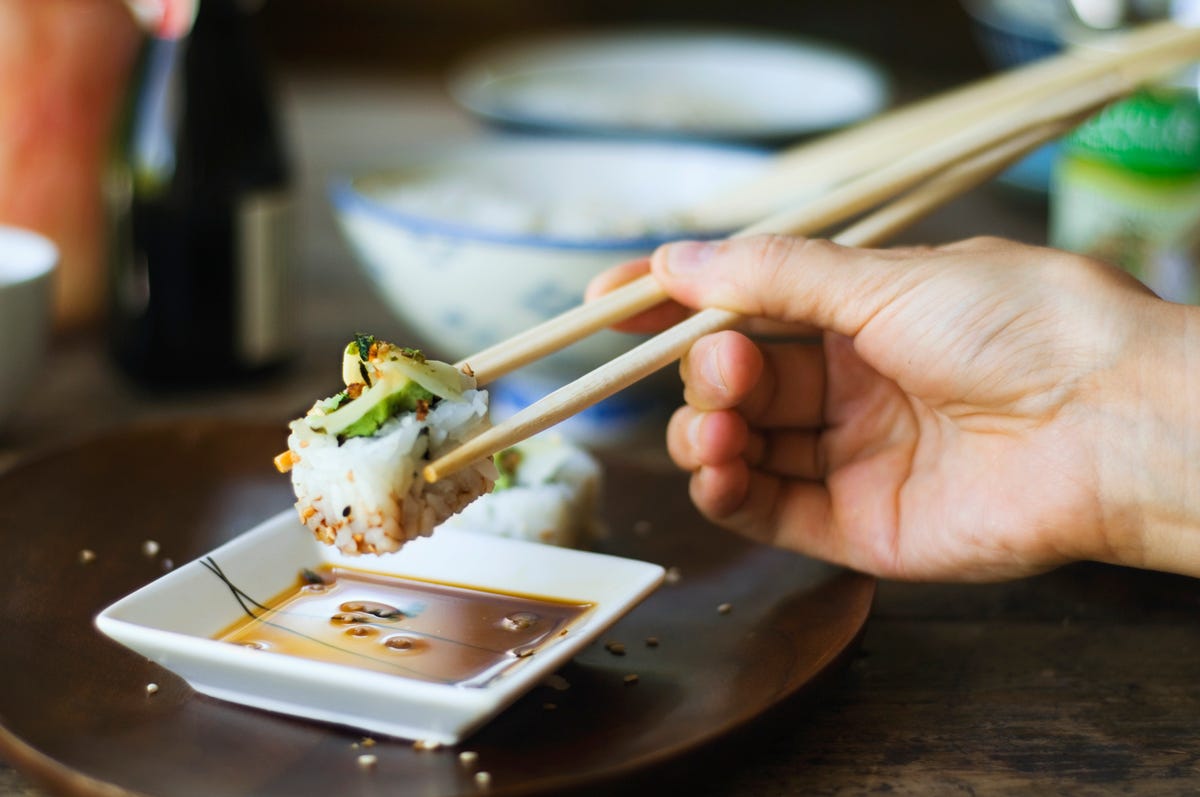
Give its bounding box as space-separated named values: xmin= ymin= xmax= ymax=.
xmin=689 ymin=17 xmax=1200 ymax=229
xmin=423 ymin=20 xmax=1200 ymax=483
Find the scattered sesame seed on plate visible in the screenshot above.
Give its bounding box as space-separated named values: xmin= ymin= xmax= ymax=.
xmin=361 ymin=737 xmax=376 ymax=747
xmin=664 ymin=566 xmax=682 ymax=585
xmin=623 ymin=673 xmax=639 ymax=685
xmin=717 ymin=603 xmax=733 ymax=615
xmin=543 ymin=702 xmax=557 ymax=711
xmin=645 ymin=636 xmax=660 ymax=647
xmin=458 ymin=750 xmax=479 ymax=767
xmin=161 ymin=558 xmax=175 ymax=571
xmin=633 ymin=519 xmax=652 ymax=535
xmin=542 ymin=673 xmax=570 ymax=691
xmin=604 ymin=641 xmax=626 ymax=656
xmin=145 ymin=683 xmax=159 ymax=695
xmin=141 ymin=539 xmax=160 ymax=557
xmin=412 ymin=739 xmax=442 ymax=751
xmin=78 ymin=549 xmax=96 ymax=564
xmin=474 ymin=771 xmax=492 ymax=788
xmin=357 ymin=754 xmax=377 ymax=769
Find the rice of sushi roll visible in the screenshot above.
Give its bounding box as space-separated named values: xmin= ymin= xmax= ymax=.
xmin=274 ymin=335 xmax=497 ymax=555
xmin=437 ymin=435 xmax=603 ymax=548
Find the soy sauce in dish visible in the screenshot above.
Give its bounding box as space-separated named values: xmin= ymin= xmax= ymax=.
xmin=216 ymin=565 xmax=592 ymax=687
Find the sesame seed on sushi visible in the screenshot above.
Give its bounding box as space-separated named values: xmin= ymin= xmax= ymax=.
xmin=275 ymin=335 xmax=497 ymax=555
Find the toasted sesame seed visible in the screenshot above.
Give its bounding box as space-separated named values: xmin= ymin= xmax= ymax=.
xmin=474 ymin=771 xmax=492 ymax=788
xmin=604 ymin=641 xmax=626 ymax=656
xmin=645 ymin=636 xmax=660 ymax=647
xmin=361 ymin=737 xmax=376 ymax=747
xmin=357 ymin=754 xmax=377 ymax=769
xmin=412 ymin=739 xmax=442 ymax=751
xmin=145 ymin=683 xmax=159 ymax=695
xmin=458 ymin=750 xmax=479 ymax=767
xmin=161 ymin=558 xmax=175 ymax=571
xmin=141 ymin=540 xmax=160 ymax=557
xmin=717 ymin=603 xmax=733 ymax=615
xmin=623 ymin=673 xmax=639 ymax=685
xmin=664 ymin=566 xmax=682 ymax=585
xmin=542 ymin=674 xmax=570 ymax=691
xmin=79 ymin=549 xmax=96 ymax=564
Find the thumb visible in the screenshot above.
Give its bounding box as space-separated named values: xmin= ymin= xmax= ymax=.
xmin=650 ymin=235 xmax=910 ymax=337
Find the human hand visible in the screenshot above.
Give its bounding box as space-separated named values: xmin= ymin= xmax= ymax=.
xmin=588 ymin=236 xmax=1200 ymax=581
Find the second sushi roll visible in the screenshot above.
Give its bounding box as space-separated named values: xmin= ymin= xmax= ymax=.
xmin=439 ymin=435 xmax=604 ymax=549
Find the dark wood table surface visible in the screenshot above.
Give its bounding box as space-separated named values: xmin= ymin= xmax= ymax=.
xmin=3 ymin=77 xmax=1199 ymax=796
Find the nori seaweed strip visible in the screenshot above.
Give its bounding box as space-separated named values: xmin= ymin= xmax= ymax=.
xmin=353 ymin=333 xmax=375 ymax=360
xmin=353 ymin=333 xmax=376 ymax=387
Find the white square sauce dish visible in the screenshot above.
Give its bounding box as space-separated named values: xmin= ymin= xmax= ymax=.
xmin=95 ymin=510 xmax=663 ymax=744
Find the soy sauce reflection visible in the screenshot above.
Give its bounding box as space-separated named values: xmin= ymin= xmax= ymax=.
xmin=216 ymin=565 xmax=592 ymax=687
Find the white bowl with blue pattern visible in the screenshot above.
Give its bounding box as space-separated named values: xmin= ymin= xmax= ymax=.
xmin=330 ymin=137 xmax=769 ymax=440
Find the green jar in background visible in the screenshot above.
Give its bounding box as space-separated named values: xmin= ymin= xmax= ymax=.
xmin=1050 ymin=82 xmax=1200 ymax=304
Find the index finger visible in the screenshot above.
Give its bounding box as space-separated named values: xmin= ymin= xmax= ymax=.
xmin=587 ymin=255 xmax=822 ymax=338
xmin=584 ymin=258 xmax=690 ymax=334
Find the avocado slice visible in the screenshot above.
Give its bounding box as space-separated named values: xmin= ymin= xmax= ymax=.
xmin=308 ymin=373 xmax=434 ymax=439
xmin=306 ymin=337 xmax=472 ymax=440
xmin=339 ymin=381 xmax=434 ymax=439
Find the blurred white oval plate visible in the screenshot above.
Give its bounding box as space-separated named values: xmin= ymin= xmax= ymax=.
xmin=449 ymin=29 xmax=889 ymax=141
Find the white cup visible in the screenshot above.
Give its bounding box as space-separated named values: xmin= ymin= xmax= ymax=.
xmin=0 ymin=226 xmax=58 ymax=429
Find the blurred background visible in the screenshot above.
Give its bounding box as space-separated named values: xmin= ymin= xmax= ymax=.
xmin=256 ymin=0 xmax=991 ymax=77
xmin=4 ymin=0 xmax=1195 ymax=454
xmin=221 ymin=0 xmax=1006 ymax=438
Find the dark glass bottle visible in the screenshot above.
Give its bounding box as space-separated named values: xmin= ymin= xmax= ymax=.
xmin=108 ymin=0 xmax=291 ymax=386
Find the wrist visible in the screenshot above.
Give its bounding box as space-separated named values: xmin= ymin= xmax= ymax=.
xmin=1093 ymin=299 xmax=1200 ymax=575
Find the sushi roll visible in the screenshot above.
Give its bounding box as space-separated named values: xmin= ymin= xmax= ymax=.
xmin=274 ymin=335 xmax=496 ymax=555
xmin=438 ymin=435 xmax=603 ymax=548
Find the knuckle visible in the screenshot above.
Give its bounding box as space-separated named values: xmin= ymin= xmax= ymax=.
xmin=938 ymin=235 xmax=1005 ymax=254
xmin=740 ymin=235 xmax=823 ymax=317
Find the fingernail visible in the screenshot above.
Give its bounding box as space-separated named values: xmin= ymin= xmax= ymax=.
xmin=700 ymin=339 xmax=727 ymax=393
xmin=664 ymin=241 xmax=717 ymax=274
xmin=687 ymin=413 xmax=704 ymax=450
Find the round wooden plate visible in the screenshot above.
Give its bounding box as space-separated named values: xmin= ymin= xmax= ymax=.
xmin=0 ymin=420 xmax=874 ymax=797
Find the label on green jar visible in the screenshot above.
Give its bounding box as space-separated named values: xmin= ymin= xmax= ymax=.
xmin=1051 ymin=154 xmax=1200 ymax=304
xmin=1053 ymin=84 xmax=1200 ymax=305
xmin=1067 ymin=88 xmax=1200 ymax=177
